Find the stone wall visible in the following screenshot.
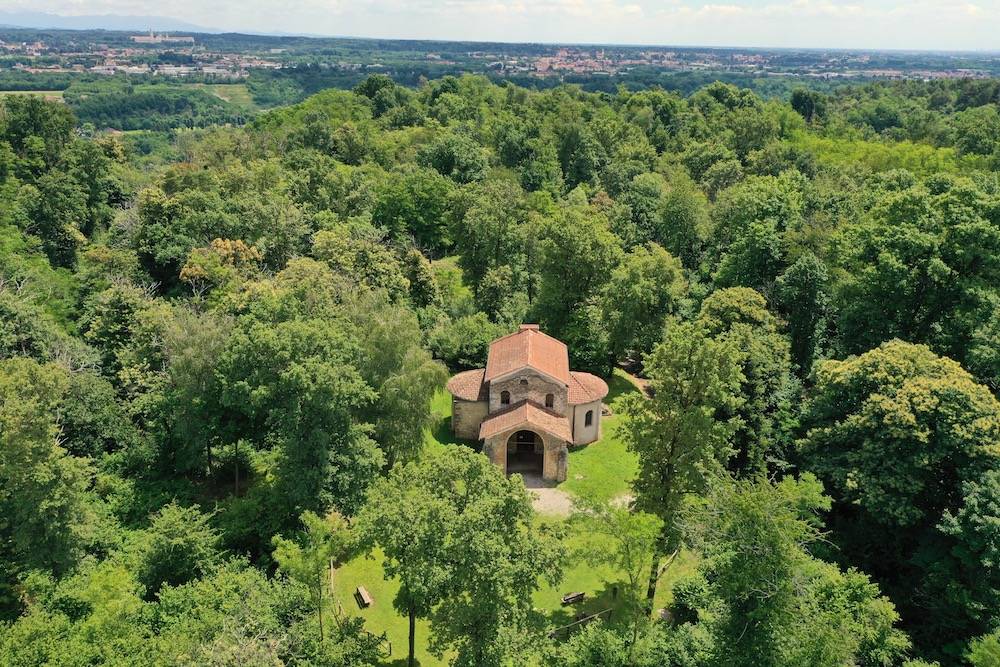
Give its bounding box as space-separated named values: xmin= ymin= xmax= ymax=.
xmin=451 ymin=398 xmax=488 ymax=440
xmin=488 ymin=370 xmax=568 ymax=415
xmin=483 ymin=428 xmax=568 ymax=482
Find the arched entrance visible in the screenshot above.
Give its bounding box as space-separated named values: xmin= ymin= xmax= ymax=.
xmin=506 ymin=430 xmax=543 ymax=475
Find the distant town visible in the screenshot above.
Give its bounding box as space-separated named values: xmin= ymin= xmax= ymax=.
xmin=1 ymin=26 xmax=998 ymax=82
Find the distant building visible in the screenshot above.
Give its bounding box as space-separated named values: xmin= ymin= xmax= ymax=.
xmin=131 ymin=30 xmax=194 ymax=45
xmin=446 ymin=325 xmax=608 ymax=482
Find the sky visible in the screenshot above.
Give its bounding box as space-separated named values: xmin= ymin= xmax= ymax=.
xmin=9 ymin=0 xmax=1000 ymax=51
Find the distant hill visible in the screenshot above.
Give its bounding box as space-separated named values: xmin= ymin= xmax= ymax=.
xmin=0 ymin=10 xmax=217 ymax=33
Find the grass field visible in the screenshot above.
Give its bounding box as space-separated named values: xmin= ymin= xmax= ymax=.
xmin=193 ymin=83 xmax=257 ymax=110
xmin=559 ymin=371 xmax=640 ymax=502
xmin=0 ymin=90 xmax=64 ymax=101
xmin=331 ymin=370 xmax=689 ymax=665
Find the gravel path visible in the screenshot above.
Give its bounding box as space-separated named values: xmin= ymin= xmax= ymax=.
xmin=520 ymin=473 xmax=634 ymax=517
xmin=520 ymin=473 xmax=575 ymax=516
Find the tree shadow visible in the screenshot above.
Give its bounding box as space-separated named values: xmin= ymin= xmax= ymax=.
xmin=606 ymin=372 xmax=641 ymax=405
xmin=430 ymin=416 xmax=481 ymax=452
xmin=531 ymin=579 xmax=634 ymax=640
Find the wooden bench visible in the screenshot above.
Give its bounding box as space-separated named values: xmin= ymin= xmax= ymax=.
xmin=355 ymin=585 xmax=374 ymax=609
xmin=561 ymin=591 xmax=585 ymax=606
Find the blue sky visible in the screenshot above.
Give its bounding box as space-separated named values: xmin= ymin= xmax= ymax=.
xmin=12 ymin=0 xmax=1000 ymax=50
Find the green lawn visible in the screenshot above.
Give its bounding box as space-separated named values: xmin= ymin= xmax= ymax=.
xmin=0 ymin=90 xmax=64 ymax=100
xmin=558 ymin=371 xmax=640 ymax=502
xmin=332 ymin=549 xmax=439 ymax=666
xmin=330 ymin=369 xmax=682 ymax=666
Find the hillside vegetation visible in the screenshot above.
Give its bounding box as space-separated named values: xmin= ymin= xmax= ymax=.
xmin=0 ymin=74 xmax=999 ymax=666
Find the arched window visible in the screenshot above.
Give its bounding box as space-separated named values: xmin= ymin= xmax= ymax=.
xmin=500 ymin=390 xmax=510 ymax=405
xmin=545 ymin=393 xmax=554 ymax=408
xmin=585 ymin=410 xmax=594 ymax=427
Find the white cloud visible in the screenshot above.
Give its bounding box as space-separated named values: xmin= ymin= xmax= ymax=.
xmin=8 ymin=0 xmax=1000 ymax=49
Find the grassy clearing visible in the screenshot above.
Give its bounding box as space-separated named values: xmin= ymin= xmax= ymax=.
xmin=558 ymin=370 xmax=640 ymax=502
xmin=332 ymin=549 xmax=439 ymax=666
xmin=193 ymin=83 xmax=257 ymax=110
xmin=0 ymin=90 xmax=64 ymax=100
xmin=328 ymin=370 xmax=675 ymax=665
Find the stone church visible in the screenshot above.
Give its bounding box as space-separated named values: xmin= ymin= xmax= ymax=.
xmin=446 ymin=324 xmax=609 ymax=482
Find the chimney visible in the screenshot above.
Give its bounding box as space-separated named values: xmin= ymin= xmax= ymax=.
xmin=519 ymin=324 xmax=540 ymax=331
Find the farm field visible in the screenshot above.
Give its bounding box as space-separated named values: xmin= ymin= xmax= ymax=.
xmin=0 ymin=89 xmax=64 ymax=100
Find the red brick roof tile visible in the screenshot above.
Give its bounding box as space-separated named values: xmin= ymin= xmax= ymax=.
xmin=484 ymin=325 xmax=570 ymax=385
xmin=568 ymin=371 xmax=609 ymax=404
xmin=478 ymin=400 xmax=572 ymax=442
xmin=445 ymin=368 xmax=488 ymax=402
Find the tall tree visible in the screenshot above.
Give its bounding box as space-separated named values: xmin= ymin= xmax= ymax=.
xmin=601 ymin=243 xmax=687 ymax=371
xmin=272 ymin=510 xmax=353 ymax=642
xmin=619 ymin=320 xmax=743 ymax=610
xmin=356 ymin=459 xmax=454 ymax=667
xmin=698 ymin=288 xmax=798 ymax=477
xmin=535 ymin=204 xmax=622 ymax=339
xmin=681 ymin=474 xmax=911 ymax=666
xmin=0 ymin=358 xmax=92 ymax=613
xmin=360 ymin=447 xmax=562 ymax=667
xmin=775 ymin=251 xmax=830 ymax=374
xmin=801 ymin=340 xmax=1000 ymax=658
xmin=572 ymin=495 xmax=663 ymax=656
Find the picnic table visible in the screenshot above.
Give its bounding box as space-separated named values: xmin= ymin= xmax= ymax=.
xmin=355 ymin=585 xmax=374 ymax=608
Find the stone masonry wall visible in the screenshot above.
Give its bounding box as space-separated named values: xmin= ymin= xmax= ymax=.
xmin=488 ymin=371 xmax=567 ymax=415
xmin=452 ymin=398 xmax=488 ymax=440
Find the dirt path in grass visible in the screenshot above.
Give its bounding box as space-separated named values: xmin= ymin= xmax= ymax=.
xmin=522 ymin=474 xmax=575 ymax=516
xmin=523 ymin=473 xmax=634 ymax=517
xmin=617 ymin=367 xmax=653 ymax=398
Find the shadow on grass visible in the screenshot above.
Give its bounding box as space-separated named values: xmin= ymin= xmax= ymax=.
xmin=430 ymin=416 xmax=481 ymax=452
xmin=606 ymin=371 xmax=641 ymax=405
xmin=531 ymin=580 xmax=636 ymax=640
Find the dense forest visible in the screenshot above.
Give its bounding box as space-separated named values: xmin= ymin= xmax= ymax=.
xmin=0 ymin=72 xmax=999 ymax=666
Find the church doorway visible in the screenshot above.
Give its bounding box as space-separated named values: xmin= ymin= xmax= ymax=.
xmin=506 ymin=430 xmax=543 ymax=476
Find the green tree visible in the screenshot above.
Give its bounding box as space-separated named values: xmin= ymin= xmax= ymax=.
xmin=217 ymin=314 xmax=382 ymax=522
xmin=377 ymin=448 xmax=563 ymax=667
xmin=835 ymin=179 xmax=1000 ymax=365
xmin=0 ymin=358 xmax=91 ymax=611
xmin=969 ymin=629 xmax=1000 ymax=667
xmin=356 ymin=459 xmax=454 ymax=667
xmin=775 ymin=251 xmax=830 ymax=374
xmin=572 ymin=495 xmax=663 ymax=655
xmin=134 ymin=502 xmax=221 ymax=597
xmin=451 ymin=179 xmax=529 ymax=293
xmin=535 ymin=204 xmax=622 ymax=339
xmin=656 ymin=176 xmax=711 ymax=270
xmin=272 ymin=510 xmax=354 ymax=642
xmin=698 ymin=288 xmax=798 ymax=477
xmin=371 ymin=167 xmax=454 ymax=253
xmin=790 ymin=88 xmax=828 ymax=123
xmin=801 ymin=340 xmax=1000 ymax=658
xmin=347 ymin=292 xmax=448 ymax=468
xmin=601 ymin=243 xmax=687 ymax=370
xmin=619 ymin=320 xmax=743 ymax=610
xmin=681 ymin=475 xmax=910 ymax=666
xmin=417 ymin=131 xmax=489 ymax=183
xmin=20 ymin=170 xmax=88 ymax=267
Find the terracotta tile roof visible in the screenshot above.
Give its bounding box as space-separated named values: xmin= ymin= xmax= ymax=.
xmin=478 ymin=400 xmax=572 ymax=442
xmin=568 ymin=371 xmax=610 ymax=404
xmin=446 ymin=368 xmax=488 ymax=402
xmin=484 ymin=325 xmax=570 ymax=385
